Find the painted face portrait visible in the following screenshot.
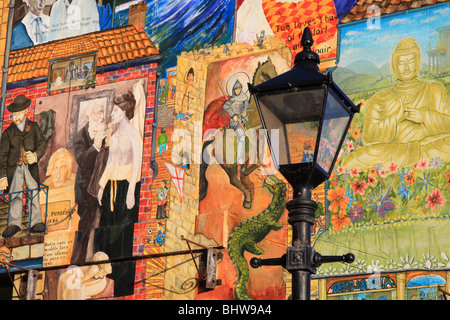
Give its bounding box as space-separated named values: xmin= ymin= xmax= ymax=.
xmin=391 ymin=38 xmax=421 ymax=82
xmin=46 ymin=148 xmax=74 ymax=188
xmin=50 ymin=159 xmax=71 ymax=187
xmin=12 ymin=108 xmax=27 ymax=125
xmin=27 ymin=0 xmax=45 ymax=14
xmin=112 ymin=90 xmax=136 ymax=121
xmin=87 ymin=104 xmax=106 ymax=137
xmin=396 ymin=53 xmax=418 ymax=82
xmin=111 ymin=105 xmax=126 ymax=125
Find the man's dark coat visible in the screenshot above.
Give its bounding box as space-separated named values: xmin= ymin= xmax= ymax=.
xmin=0 ymin=118 xmax=47 ymax=192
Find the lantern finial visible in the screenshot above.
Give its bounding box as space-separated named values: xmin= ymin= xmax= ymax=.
xmin=294 ymin=27 xmax=320 ymax=69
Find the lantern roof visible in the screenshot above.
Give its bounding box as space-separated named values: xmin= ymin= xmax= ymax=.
xmin=251 ymin=62 xmax=327 ymax=93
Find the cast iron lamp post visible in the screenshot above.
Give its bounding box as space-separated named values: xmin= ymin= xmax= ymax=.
xmin=248 ymin=27 xmax=359 ymax=300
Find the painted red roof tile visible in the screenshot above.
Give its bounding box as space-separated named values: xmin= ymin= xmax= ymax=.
xmin=8 ymin=25 xmax=159 ymax=83
xmin=340 ymin=0 xmax=446 ymax=23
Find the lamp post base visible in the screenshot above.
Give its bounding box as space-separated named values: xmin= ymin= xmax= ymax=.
xmin=285 ymin=186 xmax=316 ymax=300
xmin=251 ymin=185 xmax=355 ymax=300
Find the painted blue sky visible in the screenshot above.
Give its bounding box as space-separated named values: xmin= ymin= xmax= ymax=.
xmin=115 ymin=0 xmax=234 ymax=73
xmin=338 ymin=4 xmax=450 ymax=69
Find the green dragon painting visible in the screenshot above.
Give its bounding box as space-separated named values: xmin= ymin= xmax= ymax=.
xmin=227 ymin=175 xmax=287 ymax=300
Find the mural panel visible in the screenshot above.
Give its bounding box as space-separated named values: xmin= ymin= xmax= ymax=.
xmin=0 ymin=0 xmax=448 ymax=302
xmin=34 ymin=77 xmax=148 ymax=298
xmin=313 ymin=3 xmax=450 ymax=299
xmin=196 ymin=42 xmax=292 ymax=300
xmin=236 ymin=0 xmax=339 ymax=70
xmin=11 ymin=0 xmax=110 ymax=50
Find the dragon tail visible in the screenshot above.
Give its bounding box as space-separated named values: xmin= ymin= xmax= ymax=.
xmin=228 ymin=245 xmax=253 ymax=300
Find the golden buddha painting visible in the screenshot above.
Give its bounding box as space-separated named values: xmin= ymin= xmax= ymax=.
xmin=340 ymin=37 xmax=450 ymax=170
xmin=323 ymin=5 xmax=450 ymax=228
xmin=314 ymin=8 xmax=450 ymax=280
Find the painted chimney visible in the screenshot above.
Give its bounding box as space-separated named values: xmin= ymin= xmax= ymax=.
xmin=128 ymin=1 xmax=147 ymax=33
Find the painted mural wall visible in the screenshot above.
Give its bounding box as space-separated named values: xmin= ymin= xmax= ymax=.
xmin=0 ymin=0 xmax=448 ymax=301
xmin=313 ymin=1 xmax=450 ymax=300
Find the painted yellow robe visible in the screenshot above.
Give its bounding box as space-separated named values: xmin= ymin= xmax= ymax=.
xmin=341 ymin=79 xmax=450 ymax=169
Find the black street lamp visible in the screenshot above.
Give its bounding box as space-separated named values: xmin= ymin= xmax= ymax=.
xmin=248 ymin=27 xmax=359 ymax=300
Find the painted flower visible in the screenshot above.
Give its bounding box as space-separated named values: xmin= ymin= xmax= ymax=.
xmin=397 ymin=182 xmax=412 ymax=201
xmin=397 ymin=167 xmax=410 ymax=180
xmin=351 ymin=179 xmax=367 ymax=195
xmin=367 ymin=175 xmax=377 ymax=186
xmin=419 ymin=252 xmax=438 ymax=269
xmin=348 ymin=204 xmax=363 ymax=222
xmin=331 ymin=210 xmax=351 ymax=231
xmin=446 ymin=172 xmax=450 ymax=189
xmin=346 ymin=140 xmax=354 ymax=152
xmin=327 ymin=187 xmax=349 ymax=213
xmin=24 ymin=125 xmax=31 ymax=133
xmin=385 ymin=259 xmax=398 ymax=271
xmin=351 ymin=128 xmax=361 ymax=140
xmin=399 ymin=254 xmax=418 ymax=269
xmin=315 ymin=268 xmax=325 ymax=277
xmin=425 ymin=188 xmax=444 ymax=210
xmin=416 ymin=158 xmax=429 ymax=170
xmin=340 ymin=263 xmax=355 ymax=274
xmin=404 ymin=171 xmax=415 ymax=186
xmin=323 ymin=266 xmax=339 ymax=276
xmin=353 ymin=259 xmax=367 ymax=273
xmin=430 ymin=157 xmax=443 ymax=170
xmin=388 ymin=162 xmax=398 ymax=174
xmin=417 ymin=172 xmax=435 ymax=192
xmin=368 ymin=167 xmax=377 ymax=177
xmin=367 ymin=260 xmax=385 ymax=273
xmin=350 ymin=167 xmax=359 ymax=177
xmin=337 ymin=166 xmax=345 ymax=175
xmin=367 ymin=187 xmax=395 ymax=217
xmin=374 ymin=163 xmax=383 ymax=171
xmin=439 ymin=249 xmax=450 ymax=268
xmin=330 ymin=177 xmax=338 ymax=187
xmin=344 ymin=187 xmax=357 ymax=210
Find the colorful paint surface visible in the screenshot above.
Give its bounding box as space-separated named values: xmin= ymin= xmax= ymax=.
xmin=0 ymin=0 xmax=448 ymax=301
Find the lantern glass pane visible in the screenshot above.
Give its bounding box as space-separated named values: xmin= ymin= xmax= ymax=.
xmin=256 ymin=88 xmax=325 ymax=167
xmin=316 ymin=90 xmax=351 ymax=174
xmin=285 ymin=121 xmax=319 ymax=165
